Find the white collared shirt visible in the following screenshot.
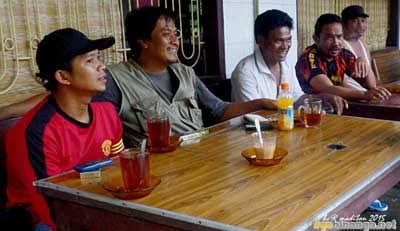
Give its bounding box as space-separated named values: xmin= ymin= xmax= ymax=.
xmin=231 ymin=46 xmax=304 ymax=102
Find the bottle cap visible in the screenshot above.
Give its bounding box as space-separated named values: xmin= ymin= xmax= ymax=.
xmin=280 ymin=82 xmax=289 ymax=90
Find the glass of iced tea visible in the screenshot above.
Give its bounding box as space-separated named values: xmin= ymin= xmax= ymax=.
xmin=119 ymin=148 xmax=150 ymax=190
xmin=146 ymin=111 xmax=171 ymax=153
xmin=251 ymin=131 xmax=277 ymax=159
xmin=299 ymin=98 xmax=323 ymax=128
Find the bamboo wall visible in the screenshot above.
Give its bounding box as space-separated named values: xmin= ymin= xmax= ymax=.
xmin=0 ymin=0 xmax=203 ymax=108
xmin=0 ymin=0 xmax=126 ymax=107
xmin=297 ymin=0 xmax=390 ymax=54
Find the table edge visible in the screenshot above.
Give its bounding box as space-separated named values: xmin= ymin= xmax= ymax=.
xmin=292 ymin=154 xmax=400 ymax=231
xmin=34 ymin=179 xmax=250 ymax=231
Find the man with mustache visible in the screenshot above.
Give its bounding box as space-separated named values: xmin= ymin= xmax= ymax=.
xmin=231 ymin=9 xmax=347 ymax=113
xmin=295 ymin=13 xmax=390 ymax=101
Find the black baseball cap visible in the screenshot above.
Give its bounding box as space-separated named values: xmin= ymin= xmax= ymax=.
xmin=341 ymin=5 xmax=369 ymax=22
xmin=36 ymin=28 xmax=115 ymax=83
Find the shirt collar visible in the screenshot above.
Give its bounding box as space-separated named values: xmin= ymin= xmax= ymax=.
xmin=254 ymin=46 xmax=272 ymax=75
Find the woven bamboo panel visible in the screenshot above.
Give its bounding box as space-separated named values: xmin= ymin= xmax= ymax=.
xmin=0 ymin=0 xmax=204 ymax=107
xmin=297 ymin=0 xmax=389 ymax=54
xmin=0 ymin=0 xmax=127 ymax=107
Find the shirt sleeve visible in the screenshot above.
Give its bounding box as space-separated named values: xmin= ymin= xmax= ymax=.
xmin=231 ymin=68 xmax=260 ymax=102
xmin=195 ymin=77 xmax=229 ymax=119
xmin=110 ymin=108 xmax=124 ymax=155
xmin=92 ymin=70 xmax=122 ymax=113
xmin=6 ymin=127 xmax=55 ymax=228
xmin=296 ymin=50 xmax=326 ymax=94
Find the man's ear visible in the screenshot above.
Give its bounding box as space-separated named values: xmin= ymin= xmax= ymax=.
xmin=256 ymin=35 xmax=265 ymax=46
xmin=54 ymin=70 xmax=71 ymax=86
xmin=313 ymin=34 xmax=319 ymax=44
xmin=138 ymin=39 xmax=148 ymax=49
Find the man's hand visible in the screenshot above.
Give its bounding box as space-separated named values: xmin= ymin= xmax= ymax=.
xmin=351 ymin=57 xmax=368 ymax=78
xmin=363 ymin=86 xmax=391 ymax=101
xmin=324 ymin=94 xmax=348 ymax=115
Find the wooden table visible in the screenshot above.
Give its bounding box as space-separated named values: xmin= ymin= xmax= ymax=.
xmin=384 ymin=81 xmax=400 ymax=94
xmin=35 ymin=112 xmax=400 ymax=231
xmin=343 ymin=93 xmax=400 ymax=121
xmin=343 ymin=81 xmax=400 ymax=120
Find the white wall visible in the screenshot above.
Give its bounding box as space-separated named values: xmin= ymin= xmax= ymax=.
xmin=223 ymin=0 xmax=298 ymax=79
xmin=223 ymin=0 xmax=255 ymax=79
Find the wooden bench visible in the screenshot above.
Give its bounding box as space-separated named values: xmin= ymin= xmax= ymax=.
xmin=0 ymin=117 xmax=21 ymax=208
xmin=371 ymin=47 xmax=400 ymax=85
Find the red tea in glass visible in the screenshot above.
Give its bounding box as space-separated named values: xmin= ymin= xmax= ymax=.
xmin=119 ymin=149 xmax=150 ymax=189
xmin=305 ymin=112 xmax=322 ymax=127
xmin=147 ymin=116 xmax=171 ymax=152
xmin=299 ymin=98 xmax=323 ymax=128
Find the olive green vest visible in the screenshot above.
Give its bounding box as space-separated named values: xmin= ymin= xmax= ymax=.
xmin=107 ymin=60 xmax=204 ymax=147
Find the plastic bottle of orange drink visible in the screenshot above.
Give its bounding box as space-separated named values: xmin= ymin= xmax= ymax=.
xmin=277 ymin=82 xmax=294 ymax=130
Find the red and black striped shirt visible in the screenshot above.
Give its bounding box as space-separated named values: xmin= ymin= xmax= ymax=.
xmin=295 ymin=44 xmax=356 ymax=94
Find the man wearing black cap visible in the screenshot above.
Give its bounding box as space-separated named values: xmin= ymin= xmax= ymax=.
xmin=341 ymin=5 xmax=386 ymax=91
xmin=341 ymin=5 xmax=370 ymax=62
xmin=4 ymin=28 xmax=124 ymax=230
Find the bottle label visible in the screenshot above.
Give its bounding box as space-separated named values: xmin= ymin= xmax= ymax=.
xmin=278 ymin=105 xmax=294 ymax=130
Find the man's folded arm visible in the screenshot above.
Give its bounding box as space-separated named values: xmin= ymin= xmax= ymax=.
xmin=310 ymin=74 xmax=366 ymax=100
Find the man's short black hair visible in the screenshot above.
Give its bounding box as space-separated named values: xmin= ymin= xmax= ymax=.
xmin=125 ymin=7 xmax=177 ymax=59
xmin=314 ymin=13 xmax=342 ymax=37
xmin=254 ymin=9 xmax=293 ymax=41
